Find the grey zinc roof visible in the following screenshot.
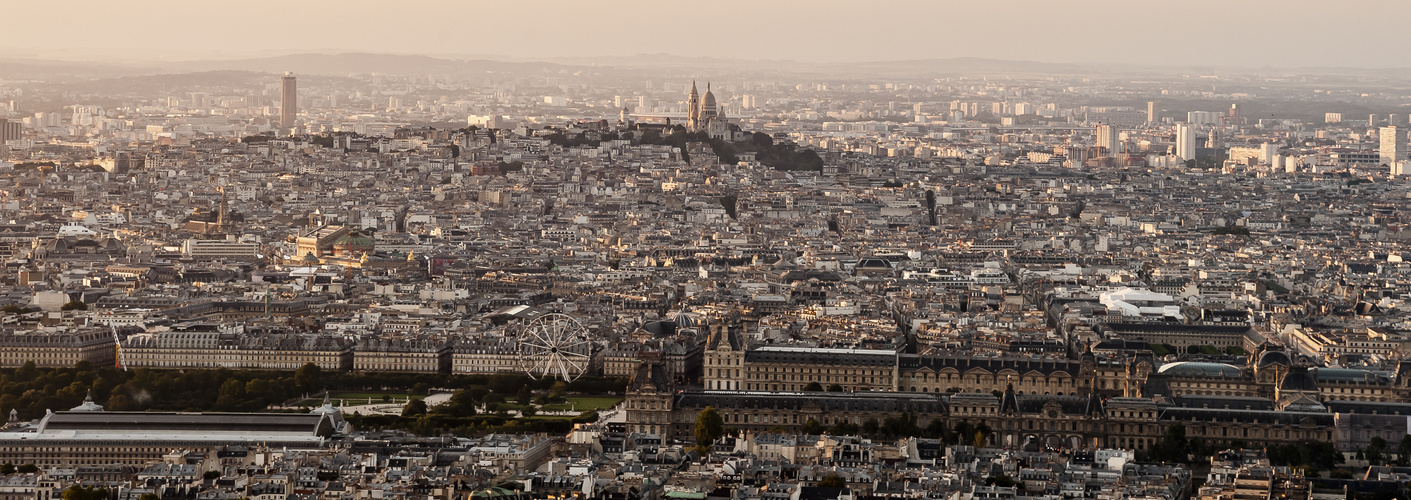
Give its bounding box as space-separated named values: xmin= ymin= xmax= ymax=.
xmin=676 ymin=390 xmax=946 ymax=414
xmin=39 ymin=411 xmax=327 ymax=434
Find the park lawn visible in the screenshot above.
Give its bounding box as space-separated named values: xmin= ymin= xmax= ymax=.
xmin=332 ymin=391 xmax=428 ymax=401
xmin=487 ymin=403 xmax=531 ymax=412
xmin=543 ymin=396 xmax=623 ymax=411
xmin=292 ymin=392 xmax=426 ymax=406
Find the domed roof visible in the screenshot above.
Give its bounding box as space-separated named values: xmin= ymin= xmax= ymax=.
xmin=1257 ymin=349 xmax=1291 ymax=367
xmin=699 ymin=83 xmax=718 ymax=120
xmin=333 ymin=231 xmax=374 ymax=249
xmin=1157 ymin=361 xmax=1243 ymax=378
xmin=672 ymin=311 xmax=702 ymax=329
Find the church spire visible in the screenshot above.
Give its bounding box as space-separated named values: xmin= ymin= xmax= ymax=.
xmin=686 ymin=80 xmax=702 ymax=131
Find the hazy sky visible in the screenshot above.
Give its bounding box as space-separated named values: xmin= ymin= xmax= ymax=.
xmin=8 ymin=0 xmax=1411 ymax=68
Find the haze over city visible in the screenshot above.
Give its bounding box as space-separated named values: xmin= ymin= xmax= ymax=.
xmin=7 ymin=0 xmax=1411 ymax=69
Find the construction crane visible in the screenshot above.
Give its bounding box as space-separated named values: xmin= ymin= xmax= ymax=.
xmin=111 ymin=325 xmax=127 ymax=371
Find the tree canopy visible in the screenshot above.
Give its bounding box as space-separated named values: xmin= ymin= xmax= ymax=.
xmin=401 ymin=398 xmax=428 ymax=417
xmin=0 ymin=362 xmax=625 ymax=437
xmin=62 ymin=486 xmax=109 ymax=500
xmin=695 ymin=406 xmax=724 ymax=454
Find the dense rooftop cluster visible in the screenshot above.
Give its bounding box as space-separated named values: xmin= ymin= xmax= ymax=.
xmin=2 ymin=66 xmax=1411 ymax=499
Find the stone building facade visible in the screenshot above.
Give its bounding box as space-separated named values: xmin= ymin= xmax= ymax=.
xmin=0 ymin=329 xmax=115 ymax=368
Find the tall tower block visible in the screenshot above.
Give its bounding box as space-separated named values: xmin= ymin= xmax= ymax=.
xmin=280 ymin=72 xmax=298 ymax=131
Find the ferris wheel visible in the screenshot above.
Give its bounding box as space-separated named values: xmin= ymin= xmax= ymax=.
xmin=516 ymin=313 xmax=594 ymax=382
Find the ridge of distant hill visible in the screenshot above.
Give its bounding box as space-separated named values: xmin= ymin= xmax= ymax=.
xmin=164 ymin=52 xmax=575 ymax=76
xmin=5 ymin=52 xmax=1411 ymax=82
xmin=0 ymin=58 xmax=158 ymax=81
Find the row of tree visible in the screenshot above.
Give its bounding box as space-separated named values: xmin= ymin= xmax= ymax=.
xmin=0 ymin=362 xmax=625 ymax=422
xmin=1146 ymin=423 xmax=1344 ymax=469
xmin=695 ymin=407 xmax=994 ymax=450
xmin=1354 ymin=435 xmax=1411 ymax=467
xmin=699 ymin=413 xmax=1373 ymax=472
xmin=349 ymin=410 xmax=598 ymax=437
xmin=315 ymin=381 xmax=596 ymax=436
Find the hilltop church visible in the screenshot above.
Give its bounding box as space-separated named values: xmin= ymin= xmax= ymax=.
xmin=685 ymin=81 xmax=732 ymax=140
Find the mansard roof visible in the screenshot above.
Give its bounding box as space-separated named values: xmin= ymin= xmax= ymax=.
xmin=675 ymin=390 xmax=946 ymax=415
xmin=898 ymin=354 xmax=1081 ymax=375
xmin=1158 ymin=407 xmax=1334 ymax=426
xmin=746 ymin=346 xmax=897 ymax=366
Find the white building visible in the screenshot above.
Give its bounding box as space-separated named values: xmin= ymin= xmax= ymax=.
xmin=1095 ymin=124 xmax=1119 ymax=157
xmin=1099 ymin=287 xmax=1183 ymax=320
xmin=1175 ymin=123 xmax=1196 ymax=161
xmin=1188 ymin=111 xmax=1223 ymax=125
xmin=1381 ymin=126 xmax=1403 ymax=166
xmin=183 ymin=239 xmax=259 ymax=259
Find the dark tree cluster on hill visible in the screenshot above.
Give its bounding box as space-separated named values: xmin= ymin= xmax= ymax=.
xmin=735 ymin=132 xmax=823 ymax=171
xmin=1213 ymin=226 xmax=1251 ymax=235
xmin=636 ymin=127 xmax=699 ymax=163
xmin=310 ymin=135 xmax=337 ymax=148
xmin=544 ymin=132 xmax=600 ymax=149
xmin=758 ymin=145 xmax=823 ymax=171
xmin=541 ymin=126 xmax=821 ymax=171
xmin=718 ymin=195 xmax=738 ymax=219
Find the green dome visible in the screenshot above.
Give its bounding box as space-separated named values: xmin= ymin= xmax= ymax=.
xmin=332 ymin=231 xmax=375 ymax=252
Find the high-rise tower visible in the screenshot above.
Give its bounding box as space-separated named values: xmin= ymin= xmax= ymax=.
xmin=1176 ymin=123 xmax=1196 ymax=162
xmin=280 ymin=72 xmax=298 ymax=131
xmin=1381 ymin=126 xmax=1403 ymax=166
xmin=0 ymin=119 xmax=21 ymax=145
xmin=1095 ymin=124 xmax=1119 ymax=157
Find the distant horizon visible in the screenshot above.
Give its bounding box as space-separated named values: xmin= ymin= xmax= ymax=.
xmin=8 ymin=0 xmax=1411 ymax=71
xmin=6 ymin=50 xmax=1411 ymax=77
